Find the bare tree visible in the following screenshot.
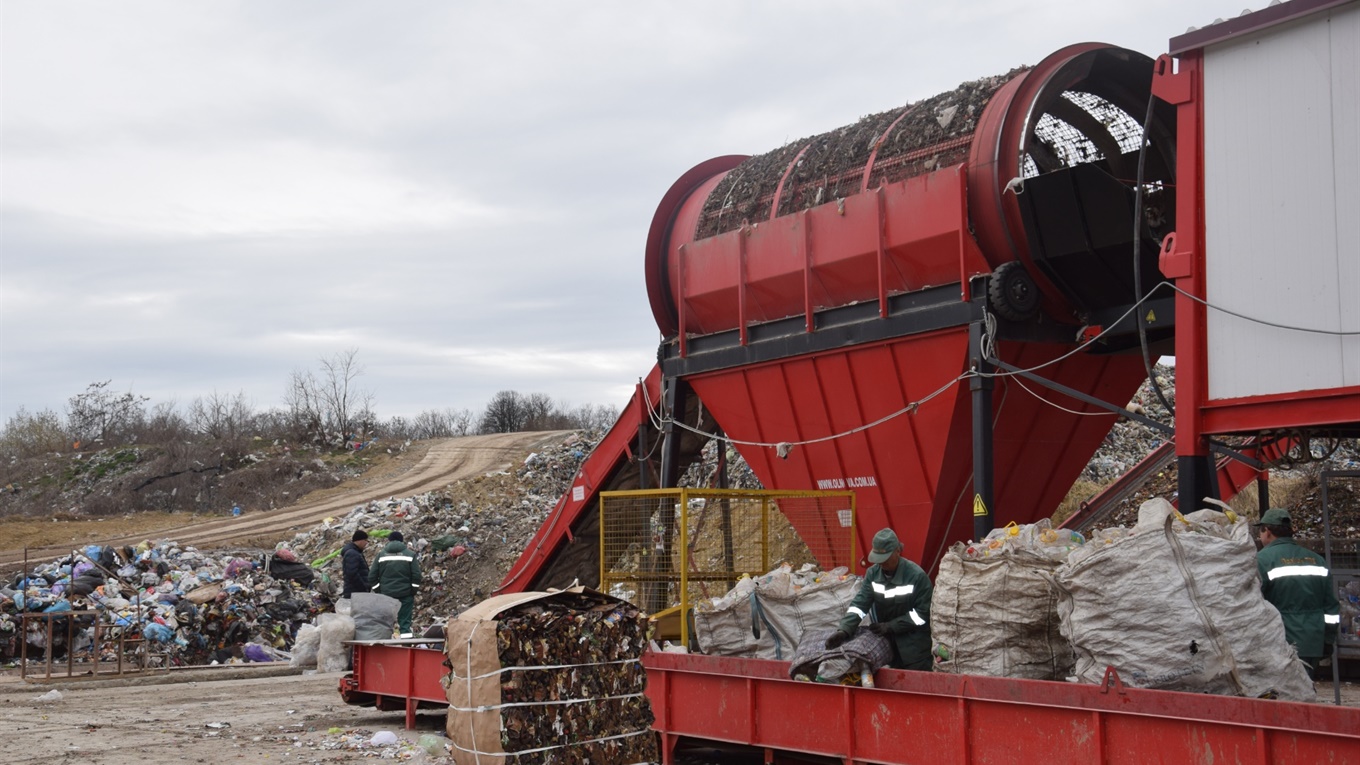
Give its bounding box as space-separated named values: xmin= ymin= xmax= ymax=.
xmin=284 ymin=349 xmax=375 ymax=445
xmin=189 ymin=390 xmax=254 ymax=440
xmin=66 ymin=380 xmax=149 ymax=444
xmin=318 ymin=348 xmax=374 ymax=439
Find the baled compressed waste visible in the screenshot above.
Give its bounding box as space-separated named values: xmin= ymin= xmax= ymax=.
xmin=1055 ymin=498 xmax=1315 ymax=700
xmin=0 ymin=540 xmax=331 ymax=667
xmin=445 ymin=587 xmax=658 ymax=765
xmin=931 ymin=520 xmax=1082 ymax=679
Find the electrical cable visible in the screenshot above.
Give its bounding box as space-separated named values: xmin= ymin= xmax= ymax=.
xmin=1166 ymin=283 xmax=1360 ymax=336
xmin=1131 ymin=92 xmax=1177 ymax=416
xmin=1011 ymin=374 xmax=1118 ymax=417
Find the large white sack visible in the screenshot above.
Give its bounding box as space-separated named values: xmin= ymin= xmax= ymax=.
xmin=932 ymin=549 xmax=1073 ymax=679
xmin=694 ymin=565 xmax=858 ymax=659
xmin=1054 ymin=500 xmax=1314 ymax=701
xmin=932 ymin=520 xmax=1081 ymax=679
xmin=316 ymin=612 xmax=356 ymax=673
xmin=289 ymin=623 xmax=321 ymax=668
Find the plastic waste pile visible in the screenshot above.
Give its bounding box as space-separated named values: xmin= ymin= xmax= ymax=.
xmin=1054 ymin=498 xmax=1316 ymax=700
xmin=931 ymin=519 xmax=1084 ymax=679
xmin=0 ymin=540 xmax=329 ymax=666
xmin=693 ymin=563 xmax=859 ymax=659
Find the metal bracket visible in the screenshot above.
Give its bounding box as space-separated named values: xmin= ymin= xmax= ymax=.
xmin=1100 ymin=666 xmax=1126 ymax=695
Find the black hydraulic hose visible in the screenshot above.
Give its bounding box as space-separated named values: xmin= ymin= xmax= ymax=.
xmin=1133 ymin=93 xmax=1176 ymax=417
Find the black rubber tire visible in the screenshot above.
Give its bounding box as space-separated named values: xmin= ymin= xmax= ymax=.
xmin=987 ymin=261 xmax=1040 ymax=321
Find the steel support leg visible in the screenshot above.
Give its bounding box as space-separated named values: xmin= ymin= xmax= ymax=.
xmin=659 ymin=376 xmax=690 ymax=490
xmin=1176 ymin=454 xmax=1218 ymax=511
xmin=970 ymin=315 xmax=995 ymax=541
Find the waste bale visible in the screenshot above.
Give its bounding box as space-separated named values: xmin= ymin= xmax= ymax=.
xmin=1054 ymin=499 xmax=1315 ymax=700
xmin=444 ymin=587 xmax=657 ymax=765
xmin=694 ymin=564 xmax=859 ymax=659
xmin=931 ymin=520 xmax=1081 ymax=679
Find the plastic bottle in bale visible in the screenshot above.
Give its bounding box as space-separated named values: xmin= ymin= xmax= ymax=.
xmin=444 ymin=587 xmax=659 ymax=765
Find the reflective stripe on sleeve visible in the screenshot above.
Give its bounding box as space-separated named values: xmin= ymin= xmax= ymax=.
xmin=1266 ymin=565 xmax=1329 ymax=580
xmin=847 ymin=606 xmax=867 ymax=619
xmin=871 ymin=582 xmax=915 ymax=598
xmin=909 ymin=609 xmax=925 ymax=626
xmin=1326 ymin=614 xmax=1341 ymax=624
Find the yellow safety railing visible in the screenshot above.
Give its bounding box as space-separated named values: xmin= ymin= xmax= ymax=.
xmin=599 ymin=488 xmax=856 ymax=647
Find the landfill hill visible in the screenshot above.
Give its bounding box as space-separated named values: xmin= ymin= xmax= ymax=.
xmin=3 ymin=370 xmax=1357 ymax=637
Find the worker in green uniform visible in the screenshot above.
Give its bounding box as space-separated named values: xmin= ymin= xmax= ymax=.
xmin=369 ymin=531 xmax=422 ymax=638
xmin=1254 ymin=508 xmax=1341 ymax=674
xmin=825 ymin=528 xmax=933 ymax=671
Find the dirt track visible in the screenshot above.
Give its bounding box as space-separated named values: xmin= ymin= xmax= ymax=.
xmin=0 ymin=431 xmax=567 ymax=573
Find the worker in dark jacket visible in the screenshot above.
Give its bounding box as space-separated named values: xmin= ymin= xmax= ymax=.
xmin=369 ymin=531 xmax=422 ymax=638
xmin=340 ymin=530 xmax=370 ymax=598
xmin=825 ymin=528 xmax=933 ymax=670
xmin=1255 ymin=508 xmax=1341 ymax=673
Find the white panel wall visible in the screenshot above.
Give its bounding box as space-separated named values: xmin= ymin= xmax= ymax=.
xmin=1203 ymin=3 xmax=1360 ymax=400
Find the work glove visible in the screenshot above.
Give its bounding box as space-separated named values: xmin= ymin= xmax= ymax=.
xmin=824 ymin=630 xmax=850 ymax=649
xmin=864 ymin=622 xmax=889 ymax=636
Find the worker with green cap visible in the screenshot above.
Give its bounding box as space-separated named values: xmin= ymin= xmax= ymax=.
xmin=1254 ymin=507 xmax=1341 ymax=674
xmin=824 ymin=528 xmax=934 ymax=670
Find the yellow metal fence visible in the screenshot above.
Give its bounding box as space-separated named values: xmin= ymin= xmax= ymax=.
xmin=599 ymin=488 xmax=855 ymax=646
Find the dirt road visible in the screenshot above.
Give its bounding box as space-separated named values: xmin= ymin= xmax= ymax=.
xmin=0 ymin=431 xmax=567 ymax=573
xmin=0 ymin=669 xmax=452 ymax=764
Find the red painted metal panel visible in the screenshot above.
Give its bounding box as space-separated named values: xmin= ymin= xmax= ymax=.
xmin=688 ymin=333 xmax=1148 ymax=573
xmin=642 ymin=651 xmax=1360 ymax=765
xmin=1202 ymin=386 xmax=1360 ymax=433
xmin=662 ymin=169 xmax=976 ymax=341
xmin=497 ymin=365 xmax=662 ymax=594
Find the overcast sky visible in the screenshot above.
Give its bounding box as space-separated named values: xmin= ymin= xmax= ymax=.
xmin=1 ymin=0 xmax=1240 ymax=427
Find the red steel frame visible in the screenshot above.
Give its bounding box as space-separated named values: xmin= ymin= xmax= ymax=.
xmin=645 ymin=652 xmax=1360 ymax=764
xmin=1154 ymin=37 xmax=1360 ymax=452
xmin=339 ymin=641 xmax=449 ymax=730
xmin=342 ymin=642 xmax=1360 ymax=763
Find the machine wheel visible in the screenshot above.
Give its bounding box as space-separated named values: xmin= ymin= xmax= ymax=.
xmin=987 ymin=261 xmax=1040 ymax=321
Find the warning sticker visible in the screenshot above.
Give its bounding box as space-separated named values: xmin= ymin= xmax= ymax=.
xmin=972 ymin=495 xmax=988 ymax=517
xmin=572 ymin=486 xmax=585 ymax=502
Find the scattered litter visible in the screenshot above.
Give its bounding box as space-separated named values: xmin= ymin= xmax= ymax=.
xmin=369 ymin=730 xmax=399 ymax=746
xmin=34 ymin=689 xmax=63 ymax=703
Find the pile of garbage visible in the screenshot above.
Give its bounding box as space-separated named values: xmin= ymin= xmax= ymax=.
xmin=1082 ymin=364 xmax=1176 ymax=484
xmin=0 ymin=542 xmax=330 ymax=666
xmin=282 ymin=432 xmax=605 ymax=633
